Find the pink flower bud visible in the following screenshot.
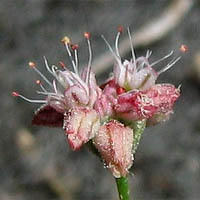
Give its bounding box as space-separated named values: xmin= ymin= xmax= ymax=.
xmin=94 ymin=80 xmax=119 ymax=118
xmin=63 ymin=107 xmax=100 ymax=151
xmin=93 ymin=120 xmax=134 ymax=178
xmin=115 ymin=84 xmax=180 ymax=121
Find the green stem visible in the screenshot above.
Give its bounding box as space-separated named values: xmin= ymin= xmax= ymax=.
xmin=130 ymin=120 xmax=146 ymax=154
xmin=115 ymin=176 xmax=130 ymax=200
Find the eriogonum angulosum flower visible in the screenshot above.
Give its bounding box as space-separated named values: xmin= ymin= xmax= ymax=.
xmin=100 ymin=27 xmax=180 ymax=124
xmin=13 ymin=28 xmax=181 ymax=178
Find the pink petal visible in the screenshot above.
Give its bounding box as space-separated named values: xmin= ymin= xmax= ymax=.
xmin=115 ymin=84 xmax=180 ymax=121
xmin=63 ymin=107 xmax=100 ymax=151
xmin=94 ymin=120 xmax=134 ymax=178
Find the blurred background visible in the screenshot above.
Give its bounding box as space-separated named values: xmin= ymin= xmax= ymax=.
xmin=1 ymin=0 xmax=200 ymax=199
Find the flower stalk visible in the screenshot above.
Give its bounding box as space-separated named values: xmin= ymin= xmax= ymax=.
xmin=116 ymin=176 xmax=130 ymax=200
xmin=115 ymin=119 xmax=146 ymax=200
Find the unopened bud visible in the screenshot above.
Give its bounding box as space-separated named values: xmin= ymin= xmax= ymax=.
xmin=93 ymin=120 xmax=133 ymax=178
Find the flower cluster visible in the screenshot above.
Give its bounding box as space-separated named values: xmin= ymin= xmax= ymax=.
xmin=13 ymin=28 xmax=180 ymax=178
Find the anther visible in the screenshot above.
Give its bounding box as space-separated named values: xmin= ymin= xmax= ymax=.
xmin=36 ymin=80 xmax=42 ymax=85
xmin=29 ymin=62 xmax=36 ymax=68
xmin=12 ymin=91 xmax=47 ymax=103
xmin=71 ymin=44 xmax=79 ymax=51
xmin=117 ymin=26 xmax=124 ymax=33
xmin=84 ymin=32 xmax=91 ymax=40
xmin=12 ymin=91 xmax=19 ymax=97
xmin=180 ymin=44 xmax=188 ymax=53
xmin=61 ymin=36 xmax=71 ymax=44
xmin=59 ymin=61 xmax=66 ymax=69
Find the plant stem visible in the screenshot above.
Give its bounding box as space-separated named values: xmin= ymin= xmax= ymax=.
xmin=115 ymin=176 xmax=130 ymax=200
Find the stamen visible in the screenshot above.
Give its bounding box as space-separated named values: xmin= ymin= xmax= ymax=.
xmin=180 ymin=44 xmax=188 ymax=53
xmin=158 ymin=56 xmax=181 ymax=75
xmin=71 ymin=44 xmax=79 ymax=51
xmin=29 ymin=61 xmax=53 ymax=87
xmin=59 ymin=61 xmax=67 ymax=69
xmin=51 ymin=65 xmax=58 ymax=74
xmin=12 ymin=91 xmax=47 ymax=103
xmin=44 ymin=56 xmax=55 ymax=75
xmin=117 ymin=26 xmax=124 ymax=33
xmin=101 ymin=35 xmax=121 ymax=62
xmin=62 ymin=36 xmax=79 ymax=75
xmin=71 ymin=44 xmax=79 ymax=69
xmin=61 ymin=36 xmax=70 ymax=44
xmin=115 ymin=27 xmax=122 ymax=58
xmin=85 ymin=32 xmax=92 ymax=86
xmin=12 ymin=91 xmax=20 ymax=97
xmin=137 ymin=57 xmax=149 ymax=71
xmin=36 ymin=91 xmax=64 ymax=100
xmin=36 ymin=80 xmax=47 ymax=92
xmin=36 ymin=80 xmax=41 ymax=85
xmin=29 ymin=62 xmax=36 ymax=68
xmin=127 ymin=28 xmax=136 ymax=65
xmin=146 ymin=50 xmax=152 ymax=58
xmin=71 ymin=72 xmax=89 ymax=95
xmin=84 ymin=32 xmax=91 ymax=40
xmin=53 ymin=79 xmax=58 ymax=94
xmin=74 ymin=49 xmax=79 ymax=71
xmin=150 ymin=51 xmax=174 ymax=67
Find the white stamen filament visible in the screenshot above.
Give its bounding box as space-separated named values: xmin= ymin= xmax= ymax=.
xmin=53 ymin=79 xmax=58 ymax=94
xmin=71 ymin=72 xmax=89 ymax=95
xmin=158 ymin=56 xmax=181 ymax=75
xmin=17 ymin=94 xmax=47 ymax=103
xmin=64 ymin=44 xmax=79 ymax=75
xmin=32 ymin=66 xmax=53 ymax=87
xmin=37 ymin=91 xmax=64 ymax=98
xmin=127 ymin=28 xmax=136 ymax=65
xmin=51 ymin=65 xmax=58 ymax=74
xmin=115 ymin=32 xmax=121 ymax=58
xmin=44 ymin=56 xmax=54 ymax=75
xmin=150 ymin=51 xmax=174 ymax=67
xmin=146 ymin=50 xmax=152 ymax=58
xmin=74 ymin=49 xmax=79 ymax=71
xmin=101 ymin=35 xmax=121 ymax=63
xmin=86 ymin=38 xmax=92 ymax=86
xmin=137 ymin=57 xmax=149 ymax=71
xmin=39 ymin=83 xmax=47 ymax=92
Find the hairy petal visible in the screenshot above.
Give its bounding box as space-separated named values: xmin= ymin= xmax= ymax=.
xmin=93 ymin=120 xmax=134 ymax=178
xmin=63 ymin=107 xmax=100 ymax=150
xmin=115 ymin=84 xmax=180 ymax=121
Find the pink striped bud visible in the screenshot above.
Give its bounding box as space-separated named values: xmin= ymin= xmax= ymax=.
xmin=63 ymin=107 xmax=100 ymax=150
xmin=115 ymin=84 xmax=180 ymax=121
xmin=93 ymin=120 xmax=134 ymax=178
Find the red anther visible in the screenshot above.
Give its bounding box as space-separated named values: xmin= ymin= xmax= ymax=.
xmin=59 ymin=61 xmax=66 ymax=69
xmin=180 ymin=44 xmax=188 ymax=53
xmin=12 ymin=91 xmax=19 ymax=97
xmin=36 ymin=80 xmax=42 ymax=85
xmin=117 ymin=26 xmax=124 ymax=33
xmin=84 ymin=32 xmax=90 ymax=39
xmin=29 ymin=61 xmax=36 ymax=68
xmin=71 ymin=44 xmax=79 ymax=51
